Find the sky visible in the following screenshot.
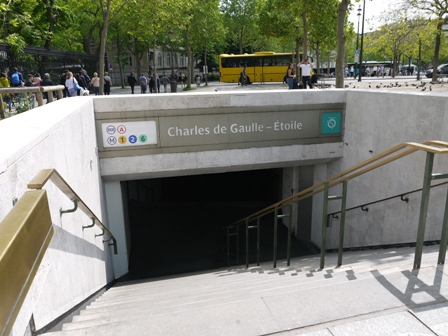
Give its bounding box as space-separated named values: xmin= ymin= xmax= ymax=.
xmin=347 ymin=0 xmax=397 ymax=33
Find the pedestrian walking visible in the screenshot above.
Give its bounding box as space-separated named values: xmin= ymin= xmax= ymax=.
xmin=90 ymin=72 xmax=100 ymax=95
xmin=161 ymin=74 xmax=169 ymax=93
xmin=40 ymin=73 xmax=54 ymax=102
xmin=139 ymin=73 xmax=147 ymax=94
xmin=104 ymin=72 xmax=112 ymax=95
xmin=128 ymin=72 xmax=137 ymax=94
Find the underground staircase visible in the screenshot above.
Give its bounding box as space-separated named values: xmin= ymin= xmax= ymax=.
xmin=41 ymin=244 xmax=448 ymax=336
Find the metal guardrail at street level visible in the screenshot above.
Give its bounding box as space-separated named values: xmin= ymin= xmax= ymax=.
xmin=0 ymin=85 xmax=65 ymax=119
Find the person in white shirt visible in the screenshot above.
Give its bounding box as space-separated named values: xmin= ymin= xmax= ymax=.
xmin=65 ymin=71 xmax=78 ymax=97
xmin=298 ymin=59 xmax=314 ymax=89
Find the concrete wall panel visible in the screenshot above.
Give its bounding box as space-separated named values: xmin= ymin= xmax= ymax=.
xmin=0 ymin=98 xmax=114 ymax=335
xmin=323 ymin=90 xmax=448 ymax=250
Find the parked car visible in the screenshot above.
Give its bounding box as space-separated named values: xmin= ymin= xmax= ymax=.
xmin=426 ymin=64 xmax=448 ymax=78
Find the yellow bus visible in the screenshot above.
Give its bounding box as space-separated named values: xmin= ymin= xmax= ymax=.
xmin=219 ymin=52 xmax=300 ymax=84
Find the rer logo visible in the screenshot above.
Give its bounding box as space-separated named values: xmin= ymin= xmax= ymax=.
xmin=321 ymin=112 xmax=341 ymax=135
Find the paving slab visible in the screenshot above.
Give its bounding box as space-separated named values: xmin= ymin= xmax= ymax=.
xmin=329 ymin=311 xmax=434 ymax=336
xmin=262 ymin=267 xmax=445 ymax=331
xmin=411 ymin=301 xmax=448 ymax=336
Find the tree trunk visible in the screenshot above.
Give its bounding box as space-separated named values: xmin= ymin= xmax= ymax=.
xmin=186 ymin=25 xmax=192 ymax=89
xmin=133 ymin=43 xmax=141 ymax=78
xmin=153 ymin=35 xmax=158 ymax=93
xmin=335 ymin=0 xmax=350 ymax=88
xmin=118 ymin=62 xmax=125 ymax=88
xmin=302 ymin=10 xmax=308 ymax=59
xmin=43 ymin=0 xmax=57 ymax=50
xmin=205 ymin=45 xmax=208 ymax=85
xmin=99 ymin=2 xmax=111 ymax=95
xmin=295 ymin=37 xmax=301 ymax=80
xmin=432 ymin=20 xmax=443 ymax=83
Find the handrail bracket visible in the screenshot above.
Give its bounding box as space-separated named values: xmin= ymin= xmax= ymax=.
xmin=95 ymin=229 xmax=105 ymax=237
xmin=60 ymin=199 xmax=78 ymax=215
xmin=83 ymin=218 xmax=96 ymax=229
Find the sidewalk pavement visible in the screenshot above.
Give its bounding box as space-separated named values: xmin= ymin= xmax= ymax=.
xmin=110 ymin=75 xmax=448 ymax=95
xmin=3 ymin=76 xmax=446 ymax=120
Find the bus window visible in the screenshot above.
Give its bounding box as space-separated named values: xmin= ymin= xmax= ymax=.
xmin=272 ymin=55 xmax=291 ymax=66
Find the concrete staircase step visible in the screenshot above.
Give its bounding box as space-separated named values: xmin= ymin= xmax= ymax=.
xmin=71 ymin=266 xmax=404 ymax=329
xmin=40 ymin=245 xmax=447 ymax=336
xmin=85 ymin=261 xmax=400 ymax=313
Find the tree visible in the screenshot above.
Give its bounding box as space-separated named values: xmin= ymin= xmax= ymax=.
xmin=366 ymin=16 xmax=414 ymax=77
xmin=220 ymin=0 xmax=258 ymax=54
xmin=97 ymin=0 xmax=132 ymax=95
xmin=190 ymin=0 xmax=226 ymax=85
xmin=169 ymin=1 xmax=199 ymax=89
xmin=410 ymin=0 xmax=448 ymax=82
xmin=307 ymin=0 xmax=339 ymax=74
xmin=1 ymin=0 xmax=43 ymax=57
xmin=335 ymin=0 xmax=351 ymax=88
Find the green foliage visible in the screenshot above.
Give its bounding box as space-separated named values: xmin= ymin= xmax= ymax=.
xmin=220 ymin=0 xmax=258 ymax=53
xmin=3 ymin=0 xmax=448 ymax=85
xmin=12 ymin=94 xmax=35 ymax=114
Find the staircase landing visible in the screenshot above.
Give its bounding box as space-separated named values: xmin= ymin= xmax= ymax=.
xmin=43 ymin=244 xmax=448 ymax=335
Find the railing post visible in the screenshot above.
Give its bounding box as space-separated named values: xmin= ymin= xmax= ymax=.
xmin=0 ymin=94 xmax=5 ymax=119
xmin=36 ymin=90 xmax=44 ymax=106
xmin=40 ymin=87 xmax=54 ymax=104
xmin=257 ymin=217 xmax=260 ymax=266
xmin=47 ymin=90 xmax=54 ymax=103
xmin=414 ymin=152 xmax=434 ymax=269
xmin=287 ymin=204 xmax=292 ymax=266
xmin=438 ymin=187 xmax=448 ymax=264
xmin=246 ymin=219 xmax=249 ymax=268
xmin=338 ymin=181 xmax=348 ymax=266
xmin=227 ymin=228 xmax=230 ymax=267
xmin=320 ymin=182 xmax=329 ymax=270
xmin=273 ymin=206 xmax=278 ymax=268
xmin=236 ymin=225 xmax=239 ymax=266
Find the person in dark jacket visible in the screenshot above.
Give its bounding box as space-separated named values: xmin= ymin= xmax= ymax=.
xmin=149 ymin=75 xmax=155 ymax=94
xmin=59 ymin=70 xmax=69 ymax=97
xmin=128 ymin=72 xmax=137 ymax=94
xmin=24 ymin=74 xmax=34 ymax=87
xmin=75 ymin=73 xmax=87 ymax=96
xmin=40 ymin=73 xmax=54 ymax=102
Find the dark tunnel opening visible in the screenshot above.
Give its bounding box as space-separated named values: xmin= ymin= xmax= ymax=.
xmin=123 ymin=168 xmax=316 ymax=280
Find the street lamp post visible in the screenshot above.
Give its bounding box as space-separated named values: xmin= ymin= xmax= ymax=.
xmin=356 ymin=5 xmax=361 ymax=79
xmin=356 ymin=5 xmax=361 ymax=54
xmin=358 ymin=0 xmax=366 ymax=82
xmin=168 ymin=28 xmax=177 ymax=93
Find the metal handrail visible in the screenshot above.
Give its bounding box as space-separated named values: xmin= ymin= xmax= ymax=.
xmin=0 ymin=189 xmax=53 ymax=336
xmin=225 ymin=140 xmax=448 ymax=269
xmin=27 ymin=168 xmax=118 ymax=254
xmin=327 ymin=180 xmax=448 ymax=221
xmin=227 ymin=141 xmax=448 ymax=227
